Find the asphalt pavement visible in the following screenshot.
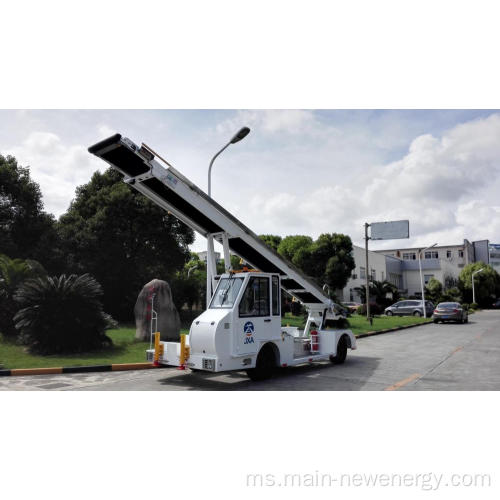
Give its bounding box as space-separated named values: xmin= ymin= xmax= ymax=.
xmin=1 ymin=310 xmax=499 ymax=391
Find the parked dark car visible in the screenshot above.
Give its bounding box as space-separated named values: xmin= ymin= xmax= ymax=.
xmin=384 ymin=300 xmax=434 ymax=317
xmin=491 ymin=299 xmax=500 ymax=309
xmin=433 ymin=302 xmax=468 ymax=323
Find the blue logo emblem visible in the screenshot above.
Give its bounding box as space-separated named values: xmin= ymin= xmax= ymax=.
xmin=244 ymin=321 xmax=255 ymax=344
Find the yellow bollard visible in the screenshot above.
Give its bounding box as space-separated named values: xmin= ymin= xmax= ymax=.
xmin=178 ymin=333 xmax=187 ymax=370
xmin=153 ymin=332 xmax=160 ymax=366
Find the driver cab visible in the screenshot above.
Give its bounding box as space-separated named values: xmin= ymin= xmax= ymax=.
xmin=209 ymin=272 xmax=281 ymax=356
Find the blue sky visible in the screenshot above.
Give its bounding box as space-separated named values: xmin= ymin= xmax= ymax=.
xmin=1 ymin=109 xmax=499 ymax=253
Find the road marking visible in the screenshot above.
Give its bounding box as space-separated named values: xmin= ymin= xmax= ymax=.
xmin=384 ymin=373 xmax=421 ymax=391
xmin=451 ymin=346 xmax=463 ymax=355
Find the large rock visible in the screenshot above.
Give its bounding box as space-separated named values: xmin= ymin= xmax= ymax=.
xmin=134 ymin=279 xmax=181 ymax=342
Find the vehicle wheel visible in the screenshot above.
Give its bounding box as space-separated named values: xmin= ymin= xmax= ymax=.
xmin=433 ymin=319 xmax=439 ymax=324
xmin=330 ymin=335 xmax=348 ymax=365
xmin=246 ymin=345 xmax=275 ymax=381
xmin=413 ymin=311 xmax=422 ymax=317
xmin=386 ymin=310 xmax=393 ymax=316
xmin=465 ymin=315 xmax=468 ymax=324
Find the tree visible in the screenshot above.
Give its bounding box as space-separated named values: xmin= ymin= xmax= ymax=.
xmin=259 ymin=234 xmax=282 ymax=251
xmin=425 ymin=278 xmax=443 ymax=304
xmin=0 ymin=254 xmax=46 ymax=337
xmin=0 ymin=154 xmax=60 ymax=272
xmin=277 ymin=233 xmax=355 ymax=292
xmin=458 ymin=262 xmax=500 ymax=306
xmin=57 ymin=169 xmax=195 ymax=320
xmin=14 ymin=274 xmax=115 ymax=354
xmin=354 ymin=280 xmax=399 ymax=307
xmin=277 ymin=235 xmax=313 ymax=263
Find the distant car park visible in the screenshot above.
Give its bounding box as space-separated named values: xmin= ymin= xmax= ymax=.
xmin=343 ymin=302 xmax=361 ymax=313
xmin=433 ymin=302 xmax=468 ymax=323
xmin=384 ymin=300 xmax=434 ymax=317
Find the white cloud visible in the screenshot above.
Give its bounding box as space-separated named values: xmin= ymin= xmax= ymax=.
xmin=2 ymin=110 xmax=500 ymax=253
xmin=239 ymin=112 xmax=500 ymax=248
xmin=216 ymin=109 xmax=323 ymax=136
xmin=7 ymin=131 xmax=104 ymax=216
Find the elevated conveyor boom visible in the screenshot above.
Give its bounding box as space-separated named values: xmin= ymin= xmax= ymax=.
xmin=88 ymin=134 xmax=331 ymax=308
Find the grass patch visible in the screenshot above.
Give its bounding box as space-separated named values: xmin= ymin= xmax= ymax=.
xmin=347 ymin=314 xmax=431 ymax=335
xmin=281 ymin=312 xmax=430 ymax=336
xmin=0 ymin=326 xmax=190 ymax=370
xmin=1 ymin=314 xmax=429 ymax=370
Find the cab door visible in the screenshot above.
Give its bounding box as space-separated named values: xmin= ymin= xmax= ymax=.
xmin=234 ymin=275 xmax=277 ymax=356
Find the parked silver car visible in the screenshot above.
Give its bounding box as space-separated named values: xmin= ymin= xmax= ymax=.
xmin=384 ymin=300 xmax=434 ymax=317
xmin=433 ymin=302 xmax=468 ymax=323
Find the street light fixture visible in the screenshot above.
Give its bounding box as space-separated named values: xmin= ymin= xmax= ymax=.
xmin=205 ymin=127 xmax=250 ymax=308
xmin=418 ymin=243 xmax=437 ymax=318
xmin=207 ymin=126 xmax=250 ymax=197
xmin=187 ymin=264 xmax=198 ymax=278
xmin=472 ymin=268 xmax=484 ymax=304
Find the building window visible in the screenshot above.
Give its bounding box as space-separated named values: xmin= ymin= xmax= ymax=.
xmin=371 ymin=269 xmax=376 ymax=281
xmin=424 ymin=251 xmax=438 ymax=259
xmin=424 ymin=274 xmax=434 ymax=285
xmin=360 ymin=267 xmax=366 ymax=279
xmin=403 ymin=252 xmax=416 ymax=260
xmin=381 ymin=271 xmax=385 ymax=281
xmin=446 ymin=250 xmax=452 ymax=258
xmin=459 ymin=250 xmax=464 ymax=258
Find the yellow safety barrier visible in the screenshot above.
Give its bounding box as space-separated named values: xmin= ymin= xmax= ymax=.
xmin=153 ymin=332 xmax=161 ymax=366
xmin=178 ymin=333 xmax=189 ymax=370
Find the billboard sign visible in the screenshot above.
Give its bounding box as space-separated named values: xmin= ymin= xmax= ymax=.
xmin=370 ymin=220 xmax=409 ymax=240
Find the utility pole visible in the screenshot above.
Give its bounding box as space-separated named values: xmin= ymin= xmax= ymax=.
xmin=365 ymin=222 xmax=370 ymax=321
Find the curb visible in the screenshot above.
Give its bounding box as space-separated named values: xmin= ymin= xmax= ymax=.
xmin=0 ymin=362 xmax=168 ymax=377
xmin=356 ymin=320 xmax=434 ymax=339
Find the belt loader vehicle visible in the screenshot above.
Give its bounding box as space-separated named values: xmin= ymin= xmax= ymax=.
xmin=89 ymin=134 xmax=357 ymax=380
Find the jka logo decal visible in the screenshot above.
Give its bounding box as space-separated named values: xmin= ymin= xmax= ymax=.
xmin=243 ymin=321 xmax=255 ymax=344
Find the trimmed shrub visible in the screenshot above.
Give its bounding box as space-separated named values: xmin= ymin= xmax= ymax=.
xmin=14 ymin=274 xmax=115 ymax=354
xmin=470 ymin=302 xmax=479 ymax=311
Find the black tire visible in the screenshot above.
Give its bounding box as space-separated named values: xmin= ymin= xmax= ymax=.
xmin=433 ymin=319 xmax=439 ymax=324
xmin=465 ymin=315 xmax=468 ymax=324
xmin=386 ymin=310 xmax=393 ymax=316
xmin=246 ymin=344 xmax=276 ymax=381
xmin=330 ymin=335 xmax=348 ymax=364
xmin=413 ymin=311 xmax=422 ymax=317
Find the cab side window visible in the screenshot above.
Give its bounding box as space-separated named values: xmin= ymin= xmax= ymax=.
xmin=272 ymin=275 xmax=280 ymax=316
xmin=239 ymin=277 xmax=270 ymax=317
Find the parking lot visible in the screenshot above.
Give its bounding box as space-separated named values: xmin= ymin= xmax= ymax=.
xmin=1 ymin=310 xmax=499 ymax=391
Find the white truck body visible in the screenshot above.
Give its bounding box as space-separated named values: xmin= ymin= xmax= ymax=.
xmin=88 ymin=134 xmax=357 ymax=378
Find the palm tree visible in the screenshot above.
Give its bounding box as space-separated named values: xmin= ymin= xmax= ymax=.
xmin=354 ymin=280 xmax=399 ymax=307
xmin=0 ymin=254 xmax=46 ymax=338
xmin=14 ymin=274 xmax=114 ymax=354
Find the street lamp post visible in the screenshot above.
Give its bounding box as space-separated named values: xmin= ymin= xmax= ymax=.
xmin=205 ymin=126 xmax=250 ymax=307
xmin=472 ymin=268 xmax=484 ymax=304
xmin=187 ymin=264 xmax=198 ymax=279
xmin=208 ymin=126 xmax=250 ymax=197
xmin=418 ymin=243 xmax=437 ymax=318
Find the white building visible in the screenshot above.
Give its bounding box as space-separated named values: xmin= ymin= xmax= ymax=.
xmin=490 ymin=243 xmax=500 ymax=274
xmin=340 ymin=245 xmax=390 ymax=302
xmin=197 ymin=251 xmax=221 ymax=263
xmin=340 ymin=239 xmax=491 ymax=302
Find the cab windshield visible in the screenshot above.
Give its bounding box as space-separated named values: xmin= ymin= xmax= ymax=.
xmin=210 ymin=277 xmax=244 ymax=308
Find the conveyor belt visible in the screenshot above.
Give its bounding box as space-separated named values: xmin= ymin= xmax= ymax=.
xmin=89 ymin=134 xmax=329 ymax=305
